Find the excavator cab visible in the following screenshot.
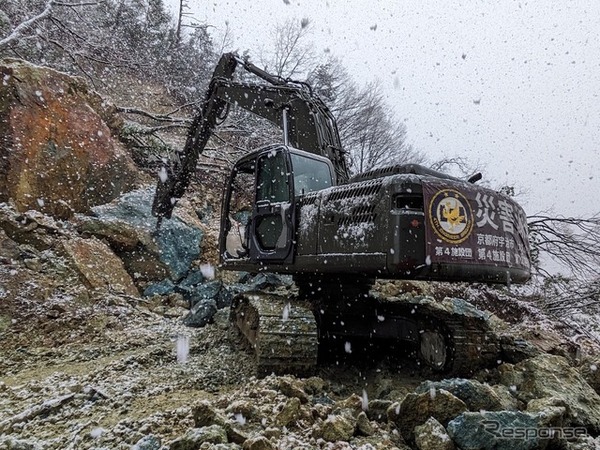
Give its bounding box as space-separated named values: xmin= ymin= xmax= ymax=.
xmin=220 ymin=145 xmax=335 ymax=268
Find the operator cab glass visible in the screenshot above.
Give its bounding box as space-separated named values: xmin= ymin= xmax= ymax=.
xmin=257 ymin=150 xmax=290 ymax=203
xmin=290 ymin=152 xmax=334 ymax=195
xmin=224 ymin=160 xmax=255 ymax=259
xmin=254 ymin=150 xmax=292 ymax=250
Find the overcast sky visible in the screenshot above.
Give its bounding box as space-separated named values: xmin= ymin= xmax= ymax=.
xmin=178 ymin=0 xmax=599 ymax=218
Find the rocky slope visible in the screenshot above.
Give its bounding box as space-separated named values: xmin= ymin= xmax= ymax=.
xmin=1 ymin=59 xmax=600 ymax=450
xmin=1 ymin=202 xmax=600 ymax=450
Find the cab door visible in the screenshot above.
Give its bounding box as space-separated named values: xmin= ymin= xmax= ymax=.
xmin=249 ymin=147 xmax=296 ymax=264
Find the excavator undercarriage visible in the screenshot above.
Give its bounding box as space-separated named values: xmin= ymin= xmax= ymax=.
xmin=230 ymin=293 xmax=318 ymax=377
xmin=230 ymin=280 xmax=501 ymax=377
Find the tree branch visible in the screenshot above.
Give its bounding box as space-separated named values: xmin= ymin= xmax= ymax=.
xmin=0 ymin=1 xmax=55 ymax=50
xmin=46 ymin=38 xmax=97 ymax=87
xmin=528 ymin=214 xmax=600 ymax=278
xmin=116 ymin=106 xmax=191 ymax=124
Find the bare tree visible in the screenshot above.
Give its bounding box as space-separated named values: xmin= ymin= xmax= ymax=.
xmin=174 ymin=0 xmax=187 ymax=44
xmin=518 ymin=213 xmax=600 ymax=337
xmin=1 ymin=0 xmax=215 ymax=95
xmin=213 ymin=21 xmax=234 ymax=56
xmin=2 ymin=0 xmax=137 ymax=78
xmin=536 ymin=275 xmax=600 ymax=311
xmin=528 ymin=214 xmax=600 ymax=279
xmin=429 ymin=156 xmax=484 ymax=180
xmin=341 ymin=81 xmax=418 ymax=173
xmin=199 ymin=19 xmax=322 ymax=160
xmin=260 ymin=18 xmax=317 ymax=79
xmin=236 ymin=26 xmax=421 ymax=173
xmin=0 ymin=0 xmax=56 ymax=50
xmin=309 ymin=57 xmax=423 ymax=173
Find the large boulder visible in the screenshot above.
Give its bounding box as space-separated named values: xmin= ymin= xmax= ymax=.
xmin=312 ymin=412 xmax=356 ymax=442
xmin=0 ymin=59 xmax=140 ymax=219
xmin=83 ymin=187 xmax=203 ymax=282
xmin=169 ymin=425 xmax=228 ymax=449
xmin=182 ymin=298 xmax=217 ymax=328
xmin=0 ymin=203 xmax=62 ymax=251
xmin=0 ymin=200 xmax=138 ymax=296
xmin=415 ymin=378 xmax=518 ymax=412
xmin=414 ymin=417 xmax=454 ymax=450
xmin=499 ymin=354 xmax=600 ymax=432
xmin=61 ymin=236 xmax=139 ymax=296
xmin=389 ymin=389 xmax=468 ymax=443
xmin=447 ymin=410 xmax=562 ymax=450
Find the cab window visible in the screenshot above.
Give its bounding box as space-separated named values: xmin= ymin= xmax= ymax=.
xmin=290 ymin=153 xmax=333 ymax=195
xmin=257 ymin=150 xmax=290 ymax=203
xmin=224 ymin=161 xmax=254 ymax=258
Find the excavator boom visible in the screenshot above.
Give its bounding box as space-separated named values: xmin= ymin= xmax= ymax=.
xmin=152 ymin=53 xmax=349 ymax=222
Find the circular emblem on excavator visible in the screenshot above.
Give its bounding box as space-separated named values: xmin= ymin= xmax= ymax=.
xmin=428 ymin=189 xmax=473 ymax=244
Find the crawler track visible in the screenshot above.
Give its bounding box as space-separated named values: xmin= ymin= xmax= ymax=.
xmin=230 ymin=292 xmax=318 ymax=376
xmin=316 ymin=294 xmax=500 ymax=375
xmin=398 ymin=296 xmax=501 ymax=374
xmin=231 ymin=290 xmax=500 ymax=376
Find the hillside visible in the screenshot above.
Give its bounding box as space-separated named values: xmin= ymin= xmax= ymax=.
xmin=1 ymin=59 xmax=600 ymax=450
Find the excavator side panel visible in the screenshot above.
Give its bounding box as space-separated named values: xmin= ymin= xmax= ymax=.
xmin=389 ymin=181 xmax=427 ymax=275
xmin=420 ymin=178 xmax=531 ymax=283
xmin=226 ymin=168 xmax=531 ymax=285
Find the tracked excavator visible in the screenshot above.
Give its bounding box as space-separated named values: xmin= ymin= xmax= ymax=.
xmin=152 ymin=53 xmax=531 ymax=375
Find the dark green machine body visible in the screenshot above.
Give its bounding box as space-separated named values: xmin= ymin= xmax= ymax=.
xmin=153 ymin=53 xmax=532 ymax=374
xmin=219 ymin=145 xmax=531 ymax=285
xmin=151 ymin=52 xmax=531 ymax=287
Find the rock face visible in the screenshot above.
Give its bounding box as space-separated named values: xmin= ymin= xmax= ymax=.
xmin=0 ymin=59 xmax=140 ymax=219
xmin=578 ymin=357 xmax=600 ymax=394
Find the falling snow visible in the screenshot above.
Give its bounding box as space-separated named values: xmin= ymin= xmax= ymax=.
xmin=89 ymin=428 xmax=104 ymax=438
xmin=158 ymin=167 xmax=168 ymax=183
xmin=176 ymin=335 xmax=189 ymax=364
xmin=234 ymin=413 xmax=246 ymax=426
xmin=200 ymin=264 xmax=215 ymax=280
xmin=429 ymin=387 xmax=436 ymax=400
xmin=282 ymin=303 xmax=290 ymax=321
xmin=344 ymin=342 xmax=352 ymax=354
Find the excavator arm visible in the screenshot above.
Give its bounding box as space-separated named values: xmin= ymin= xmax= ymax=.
xmin=152 ymin=53 xmax=349 ymax=223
